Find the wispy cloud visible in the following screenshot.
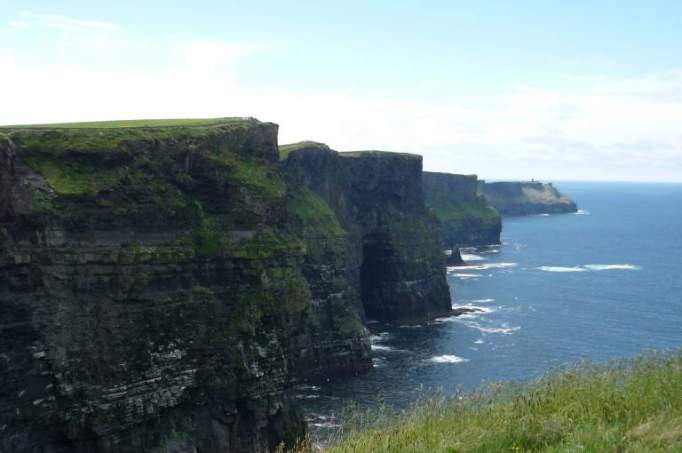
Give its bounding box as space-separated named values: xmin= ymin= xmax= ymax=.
xmin=15 ymin=11 xmax=120 ymax=32
xmin=0 ymin=31 xmax=680 ymax=182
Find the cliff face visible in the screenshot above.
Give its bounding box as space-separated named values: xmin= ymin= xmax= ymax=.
xmin=480 ymin=181 xmax=577 ymax=216
xmin=422 ymin=172 xmax=501 ymax=248
xmin=282 ymin=144 xmax=451 ymax=324
xmin=0 ymin=120 xmax=370 ymax=453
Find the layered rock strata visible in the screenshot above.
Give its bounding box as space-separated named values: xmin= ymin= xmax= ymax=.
xmin=282 ymin=143 xmax=451 ymax=324
xmin=0 ymin=120 xmax=454 ymax=452
xmin=0 ymin=120 xmax=369 ymax=453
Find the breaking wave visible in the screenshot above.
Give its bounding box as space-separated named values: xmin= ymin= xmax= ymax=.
xmin=538 ymin=266 xmax=587 ymax=273
xmin=448 ymin=262 xmax=517 ymax=271
xmin=584 ymin=264 xmax=641 ymax=271
xmin=538 ymin=264 xmax=641 ymax=273
xmin=428 ymin=355 xmax=468 ymax=364
xmin=461 ymin=253 xmax=485 ymax=261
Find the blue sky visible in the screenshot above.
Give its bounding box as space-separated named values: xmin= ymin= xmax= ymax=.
xmin=2 ymin=1 xmax=682 ymax=181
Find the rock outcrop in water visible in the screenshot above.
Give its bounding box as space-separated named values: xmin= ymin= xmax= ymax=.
xmin=282 ymin=142 xmax=451 ymax=324
xmin=0 ymin=121 xmax=448 ymax=452
xmin=480 ymin=181 xmax=577 ymax=216
xmin=422 ymin=172 xmax=501 ymax=248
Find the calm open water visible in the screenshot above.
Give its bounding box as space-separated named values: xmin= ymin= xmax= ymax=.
xmin=300 ymin=181 xmax=682 ymax=438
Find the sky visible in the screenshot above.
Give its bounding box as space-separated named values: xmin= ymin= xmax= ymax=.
xmin=1 ymin=1 xmax=682 ymax=182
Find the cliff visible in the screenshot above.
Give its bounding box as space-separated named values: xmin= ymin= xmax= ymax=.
xmin=422 ymin=172 xmax=501 ymax=248
xmin=0 ymin=120 xmax=449 ymax=452
xmin=0 ymin=119 xmax=372 ymax=453
xmin=282 ymin=143 xmax=451 ymax=324
xmin=480 ymin=181 xmax=577 ymax=216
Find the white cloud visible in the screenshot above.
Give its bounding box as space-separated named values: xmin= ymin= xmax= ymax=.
xmin=1 ymin=31 xmax=681 ymax=182
xmin=16 ymin=11 xmax=120 ymax=32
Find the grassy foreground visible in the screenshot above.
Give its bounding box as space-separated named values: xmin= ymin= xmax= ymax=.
xmin=293 ymin=351 xmax=682 ymax=452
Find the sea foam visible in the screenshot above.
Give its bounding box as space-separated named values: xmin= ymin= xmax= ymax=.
xmin=428 ymin=355 xmax=468 ymax=364
xmin=538 ymin=266 xmax=587 ymax=273
xmin=584 ymin=264 xmax=641 ymax=271
xmin=450 ymin=273 xmax=481 ymax=279
xmin=461 ymin=253 xmax=485 ymax=261
xmin=448 ymin=262 xmax=517 ymax=271
xmin=538 ymin=264 xmax=641 ymax=273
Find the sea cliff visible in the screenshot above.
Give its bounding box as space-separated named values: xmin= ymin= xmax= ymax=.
xmin=422 ymin=172 xmax=501 ymax=248
xmin=480 ymin=181 xmax=577 ymax=216
xmin=282 ymin=142 xmax=451 ymax=324
xmin=0 ymin=120 xmax=450 ymax=452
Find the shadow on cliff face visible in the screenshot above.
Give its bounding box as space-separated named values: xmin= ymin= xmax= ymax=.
xmin=360 ymin=232 xmax=395 ymax=320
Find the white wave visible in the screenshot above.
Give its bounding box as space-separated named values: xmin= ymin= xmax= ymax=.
xmin=372 ymin=357 xmax=387 ymax=368
xmin=470 ymin=298 xmax=495 ymax=303
xmin=428 ymin=354 xmax=468 ymax=364
xmin=451 ymin=273 xmax=481 ymax=279
xmin=477 ymin=325 xmax=520 ymax=334
xmin=370 ymin=344 xmax=391 ymax=351
xmin=461 ymin=253 xmax=485 ymax=261
xmin=438 ymin=306 xmax=491 ymax=322
xmin=369 ymin=332 xmax=391 ymax=343
xmin=584 ymin=264 xmax=641 ymax=271
xmin=474 ymin=339 xmax=485 ymax=344
xmin=535 ymin=213 xmax=551 ymax=217
xmin=434 ymin=316 xmax=459 ymax=323
xmin=452 ymin=304 xmax=494 ymax=314
xmin=296 ymin=393 xmax=320 ymax=400
xmin=574 ymin=209 xmax=590 ymax=215
xmin=448 ymin=262 xmax=517 ymax=271
xmin=538 ymin=266 xmax=587 ymax=273
xmin=538 ymin=264 xmax=641 ymax=273
xmin=371 ymin=344 xmax=408 ymax=353
xmin=463 ymin=320 xmax=520 ymax=335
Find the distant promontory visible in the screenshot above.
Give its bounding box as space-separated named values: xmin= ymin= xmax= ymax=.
xmin=480 ymin=181 xmax=578 ymax=216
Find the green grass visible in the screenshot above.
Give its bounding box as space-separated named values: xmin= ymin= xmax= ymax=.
xmin=339 ymin=150 xmax=419 ymax=159
xmin=287 ymin=188 xmax=346 ymax=236
xmin=434 ymin=200 xmax=500 ymax=224
xmin=293 ymin=351 xmax=682 ymax=452
xmin=2 ymin=117 xmax=263 ymax=156
xmin=279 ymin=141 xmax=330 ymax=160
xmin=0 ymin=117 xmax=251 ymax=129
xmin=21 ymin=154 xmax=103 ymax=195
xmin=208 ymin=154 xmax=286 ymax=200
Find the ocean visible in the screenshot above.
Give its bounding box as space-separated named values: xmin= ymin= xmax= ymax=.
xmin=299 ymin=181 xmax=682 ymax=437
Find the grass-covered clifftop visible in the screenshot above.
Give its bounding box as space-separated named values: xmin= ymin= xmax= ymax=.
xmin=296 ymin=351 xmax=682 ymax=452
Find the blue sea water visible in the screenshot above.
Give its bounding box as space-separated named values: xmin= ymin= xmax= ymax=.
xmin=300 ymin=182 xmax=682 ymax=435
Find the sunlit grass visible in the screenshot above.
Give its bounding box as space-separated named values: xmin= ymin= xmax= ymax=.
xmin=0 ymin=117 xmax=250 ymax=129
xmin=292 ymin=351 xmax=682 ymax=452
